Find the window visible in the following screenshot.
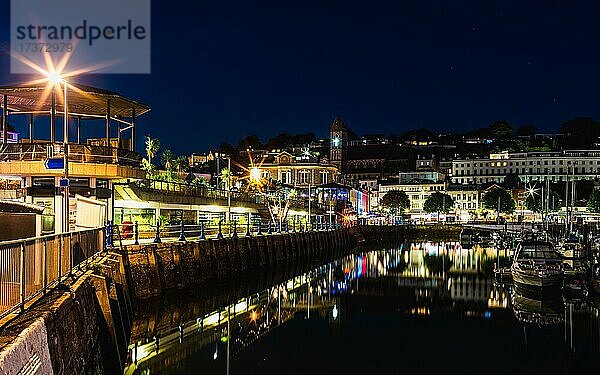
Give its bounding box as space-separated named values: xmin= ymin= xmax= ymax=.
xmin=299 ymin=170 xmax=310 ymax=184
xmin=281 ymin=171 xmax=291 ymax=184
xmin=320 ymin=171 xmax=328 ymax=184
xmin=70 ymin=178 xmax=90 ymax=187
xmin=96 ymin=179 xmax=109 ymax=189
xmin=32 ymin=177 xmax=55 ymax=187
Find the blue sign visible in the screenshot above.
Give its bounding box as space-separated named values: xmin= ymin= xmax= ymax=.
xmin=59 ymin=178 xmax=69 ymax=187
xmin=44 ymin=157 xmax=64 ymax=170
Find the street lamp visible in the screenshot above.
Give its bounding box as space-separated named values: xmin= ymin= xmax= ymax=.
xmin=47 ymin=72 xmax=69 ymax=232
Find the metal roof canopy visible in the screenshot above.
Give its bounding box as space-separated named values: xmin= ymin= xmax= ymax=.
xmin=0 ymin=83 xmax=150 ymax=119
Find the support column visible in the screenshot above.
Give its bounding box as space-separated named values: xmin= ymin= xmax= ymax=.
xmin=1 ymin=94 xmax=7 ymax=144
xmin=29 ymin=114 xmax=34 ymax=142
xmin=50 ymin=91 xmax=56 ymax=142
xmin=77 ymin=116 xmax=81 ymax=144
xmin=131 ymin=108 xmax=136 ymax=151
xmin=105 ymin=99 xmax=111 ymax=147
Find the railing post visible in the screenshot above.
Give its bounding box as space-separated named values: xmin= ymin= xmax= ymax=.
xmin=58 ymin=235 xmax=63 ymax=279
xmin=107 ymin=220 xmax=114 ymax=247
xmin=42 ymin=238 xmax=47 ymax=294
xmin=199 ymin=221 xmax=206 ymax=240
xmin=267 ymin=221 xmax=272 ymax=235
xmin=232 ymin=220 xmax=238 ymax=238
xmin=178 ymin=219 xmax=186 ymax=241
xmin=217 ymin=219 xmax=224 ymax=239
xmin=134 ymin=221 xmax=139 ymax=245
xmin=257 ymin=218 xmax=263 ymax=236
xmin=246 ymin=214 xmax=252 ymax=237
xmin=153 ymin=220 xmax=162 ymax=243
xmin=20 ymin=241 xmax=25 ymax=312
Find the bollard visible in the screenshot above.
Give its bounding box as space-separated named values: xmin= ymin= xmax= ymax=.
xmin=277 ymin=220 xmax=282 ymax=234
xmin=179 ymin=219 xmax=186 ymax=241
xmin=257 ymin=219 xmax=263 ymax=236
xmin=134 ymin=221 xmax=139 ymax=245
xmin=293 ymin=217 xmax=297 ymax=233
xmin=199 ymin=222 xmax=206 ymax=240
xmin=107 ymin=221 xmax=114 ymax=247
xmin=153 ymin=220 xmax=162 ymax=243
xmin=217 ymin=220 xmax=224 ymax=239
xmin=267 ymin=221 xmax=272 ymax=234
xmin=233 ymin=221 xmax=238 ymax=238
xmin=246 ymin=215 xmax=252 ymax=237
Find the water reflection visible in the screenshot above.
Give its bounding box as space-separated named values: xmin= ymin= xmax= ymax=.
xmin=125 ymin=241 xmax=600 ymax=374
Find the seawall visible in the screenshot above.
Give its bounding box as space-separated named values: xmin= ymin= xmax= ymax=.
xmin=121 ymin=228 xmax=355 ymax=299
xmin=0 ymin=253 xmax=132 ymax=375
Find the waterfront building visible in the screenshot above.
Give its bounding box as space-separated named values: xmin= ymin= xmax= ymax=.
xmin=445 ymin=184 xmax=480 ymax=221
xmin=0 ymin=83 xmax=149 ymax=233
xmin=452 ymin=150 xmax=600 ymax=184
xmin=377 ymin=179 xmax=445 ymax=212
xmin=257 ymin=150 xmax=338 ymax=188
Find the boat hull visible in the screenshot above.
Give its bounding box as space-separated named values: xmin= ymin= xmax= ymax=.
xmin=512 ymin=269 xmax=563 ymax=289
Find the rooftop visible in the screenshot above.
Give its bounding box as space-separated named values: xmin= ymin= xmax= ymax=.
xmin=0 ymin=83 xmax=150 ymax=118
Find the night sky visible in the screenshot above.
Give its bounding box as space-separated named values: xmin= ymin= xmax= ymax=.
xmin=2 ymin=1 xmax=600 ymax=154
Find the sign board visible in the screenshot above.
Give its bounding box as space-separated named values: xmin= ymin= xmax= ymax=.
xmin=59 ymin=178 xmax=69 ymax=187
xmin=44 ymin=157 xmax=65 ymax=170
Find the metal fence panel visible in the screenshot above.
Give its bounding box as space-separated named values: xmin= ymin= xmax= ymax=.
xmin=0 ymin=227 xmax=104 ymax=319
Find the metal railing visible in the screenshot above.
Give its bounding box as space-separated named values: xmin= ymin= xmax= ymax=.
xmin=133 ymin=180 xmax=263 ymax=204
xmin=108 ymin=218 xmax=343 ymax=244
xmin=0 ymin=142 xmax=142 ymax=168
xmin=0 ymin=227 xmax=105 ymax=320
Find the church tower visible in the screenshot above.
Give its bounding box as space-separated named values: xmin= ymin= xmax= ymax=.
xmin=329 ymin=116 xmax=347 ymax=172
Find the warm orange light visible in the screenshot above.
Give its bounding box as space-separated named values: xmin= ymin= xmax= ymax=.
xmin=250 ymin=310 xmax=259 ymax=322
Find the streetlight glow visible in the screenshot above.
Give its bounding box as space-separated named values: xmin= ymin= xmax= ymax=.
xmin=46 ymin=71 xmax=65 ymax=84
xmin=250 ymin=167 xmax=261 ymax=183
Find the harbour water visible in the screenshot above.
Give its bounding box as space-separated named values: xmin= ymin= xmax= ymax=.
xmin=125 ymin=241 xmax=600 ymax=374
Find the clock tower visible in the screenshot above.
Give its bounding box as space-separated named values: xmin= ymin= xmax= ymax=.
xmin=329 ymin=116 xmax=347 ymax=172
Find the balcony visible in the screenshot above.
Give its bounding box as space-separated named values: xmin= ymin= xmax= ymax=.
xmin=0 ymin=142 xmax=144 ymax=179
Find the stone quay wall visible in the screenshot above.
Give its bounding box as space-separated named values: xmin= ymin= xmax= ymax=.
xmin=122 ymin=229 xmax=354 ymax=300
xmin=0 ymin=253 xmax=132 ymax=375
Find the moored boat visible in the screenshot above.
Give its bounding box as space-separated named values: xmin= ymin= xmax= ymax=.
xmin=511 ymin=240 xmax=563 ymax=291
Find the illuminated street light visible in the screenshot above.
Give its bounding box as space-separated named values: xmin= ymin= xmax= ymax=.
xmin=249 ymin=167 xmax=261 ymax=183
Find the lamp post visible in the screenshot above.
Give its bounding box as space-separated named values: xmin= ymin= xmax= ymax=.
xmin=63 ymin=78 xmax=69 ymax=232
xmin=227 ymin=156 xmax=231 ymax=225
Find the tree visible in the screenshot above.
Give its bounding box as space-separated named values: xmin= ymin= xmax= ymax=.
xmin=424 ymin=192 xmax=454 ymax=213
xmin=516 ymin=124 xmax=537 ymax=136
xmin=145 ymin=135 xmax=160 ymax=164
xmin=587 ymin=190 xmax=600 ymax=213
xmin=503 ymin=173 xmax=522 ymax=189
xmin=142 ymin=135 xmax=160 ymax=178
xmin=489 ymin=121 xmax=513 ymax=139
xmin=173 ymin=155 xmax=189 ymax=173
xmin=380 ymin=190 xmax=410 ymax=216
xmin=560 ymin=117 xmax=600 ymax=148
xmin=482 ymin=188 xmax=516 ymax=214
xmin=237 ymin=135 xmax=263 ymax=150
xmin=525 ymin=193 xmax=542 ymax=213
xmin=526 ymin=190 xmax=562 ymax=213
xmin=162 ymin=149 xmax=175 ymax=170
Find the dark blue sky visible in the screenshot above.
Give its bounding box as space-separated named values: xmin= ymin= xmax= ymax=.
xmin=2 ymin=1 xmax=600 ymax=154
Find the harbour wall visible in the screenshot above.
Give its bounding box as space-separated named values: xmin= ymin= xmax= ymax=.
xmin=121 ymin=228 xmax=355 ymax=300
xmin=0 ymin=253 xmax=132 ymax=375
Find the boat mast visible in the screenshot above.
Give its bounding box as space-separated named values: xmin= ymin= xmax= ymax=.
xmin=570 ymin=166 xmax=575 ymax=233
xmin=565 ymin=164 xmax=570 ymax=234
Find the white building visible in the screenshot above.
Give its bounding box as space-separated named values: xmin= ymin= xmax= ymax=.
xmin=452 ymin=150 xmax=600 ymax=184
xmin=378 ymin=179 xmax=445 ymax=212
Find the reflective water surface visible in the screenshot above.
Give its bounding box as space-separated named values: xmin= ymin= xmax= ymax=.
xmin=126 ymin=242 xmax=600 ymax=374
